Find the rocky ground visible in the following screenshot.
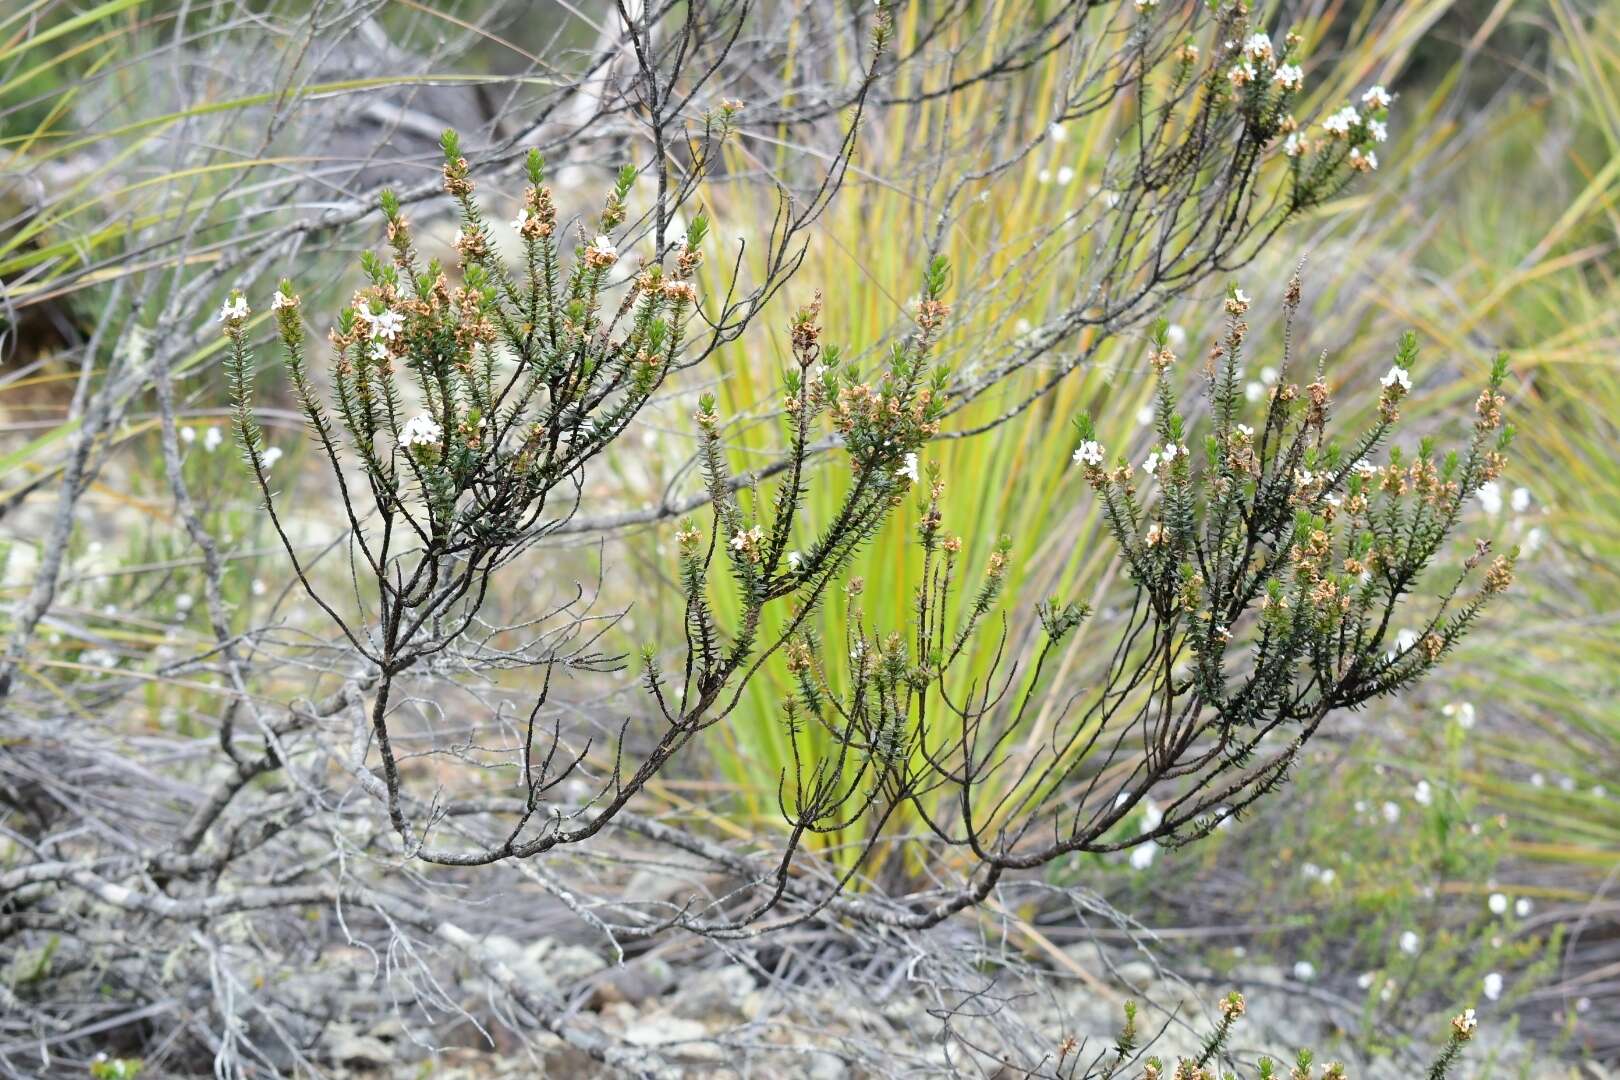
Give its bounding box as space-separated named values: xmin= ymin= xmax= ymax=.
xmin=315 ymin=933 xmax=1591 ymax=1079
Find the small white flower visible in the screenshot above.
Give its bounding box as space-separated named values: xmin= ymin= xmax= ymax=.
xmin=1483 ymin=972 xmax=1504 ymax=1000
xmin=1380 ymin=365 xmax=1411 ymax=391
xmin=1228 ymin=61 xmax=1258 ymax=86
xmin=1349 ymin=147 xmax=1379 ymax=171
xmin=251 ymin=578 xmax=267 ymax=597
xmin=1072 ymin=440 xmax=1106 ymax=467
xmin=1037 ymin=168 xmax=1053 ymax=185
xmin=1382 ymin=800 xmax=1401 ymax=824
xmin=786 ymin=551 xmax=803 ymax=572
xmin=1414 ymin=780 xmax=1433 ymax=806
xmin=1510 ymin=487 xmax=1531 ymax=513
xmin=511 ymin=208 xmax=530 ymax=231
xmin=1143 ymin=451 xmax=1161 ymax=476
xmin=1235 ymin=423 xmax=1254 ymax=437
xmin=591 ymin=234 xmax=617 ymax=259
xmin=1129 ymin=842 xmax=1157 ymax=869
xmin=1394 ymin=627 xmax=1419 ymax=652
xmin=1487 ymin=892 xmax=1509 ymax=915
xmin=1368 ymin=119 xmax=1388 ymax=142
xmin=1302 ymin=862 xmax=1322 ymax=881
xmin=1530 ymin=772 xmax=1545 ymax=787
xmin=1049 ymin=122 xmax=1068 ymax=142
xmin=897 ymin=452 xmax=919 ymax=484
xmin=1243 ymin=32 xmax=1273 ymax=59
xmin=203 ymin=427 xmax=223 ymax=452
xmin=399 ymin=413 xmax=443 ymax=449
xmin=1282 ymin=131 xmax=1305 ymax=157
xmin=1322 ymin=105 xmax=1360 ymax=138
xmin=1457 ymin=1007 xmax=1478 ymax=1035
xmin=260 ymin=446 xmax=283 ymax=469
xmin=218 ymin=295 xmax=250 ymax=323
xmin=1477 ymin=481 xmax=1503 ymax=515
xmin=1362 ymin=85 xmax=1392 ymax=110
xmin=1273 ymin=63 xmax=1304 ymax=91
xmin=1524 ymin=525 xmax=1546 ymax=554
xmin=361 ymin=308 xmax=405 ymax=342
xmin=1161 ymin=442 xmax=1185 ymax=464
xmin=1354 ymin=460 xmax=1380 ymax=478
xmin=1357 ymin=971 xmax=1376 ymax=989
xmin=1294 ymin=467 xmax=1315 ymax=487
xmin=1514 ymin=897 xmax=1533 ymax=917
xmin=1399 ymin=930 xmax=1421 ymax=955
xmin=270 ymin=290 xmax=296 ymax=312
xmin=1232 ymin=288 xmax=1251 ymax=305
xmin=175 ymin=593 xmax=194 ymax=612
xmin=180 ymin=427 xmax=196 ymax=444
xmin=1245 ymin=381 xmax=1264 ymax=402
xmin=1056 ymin=166 xmax=1075 ymax=185
xmin=1293 ymin=960 xmax=1316 ymax=981
xmin=1444 ymin=701 xmax=1476 ymax=729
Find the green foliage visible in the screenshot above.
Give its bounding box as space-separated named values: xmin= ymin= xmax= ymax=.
xmin=1054 ymin=993 xmax=1482 ymax=1079
xmin=89 ymin=1054 xmax=142 ymax=1080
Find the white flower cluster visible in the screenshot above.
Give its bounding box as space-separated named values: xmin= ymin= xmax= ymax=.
xmin=359 ymin=307 xmax=405 ymax=342
xmin=896 ymin=452 xmax=920 ymax=484
xmin=217 ymin=295 xmax=250 ymax=323
xmin=1294 ymin=85 xmax=1390 ymax=167
xmin=1071 ymin=440 xmax=1105 ymax=467
xmin=1142 ymin=443 xmax=1185 ymax=476
xmin=399 ymin=413 xmax=442 ymax=448
xmin=1380 ymin=364 xmax=1412 ymax=391
xmin=1322 ymin=105 xmax=1360 ymax=138
xmin=728 ymin=524 xmax=765 ymax=553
